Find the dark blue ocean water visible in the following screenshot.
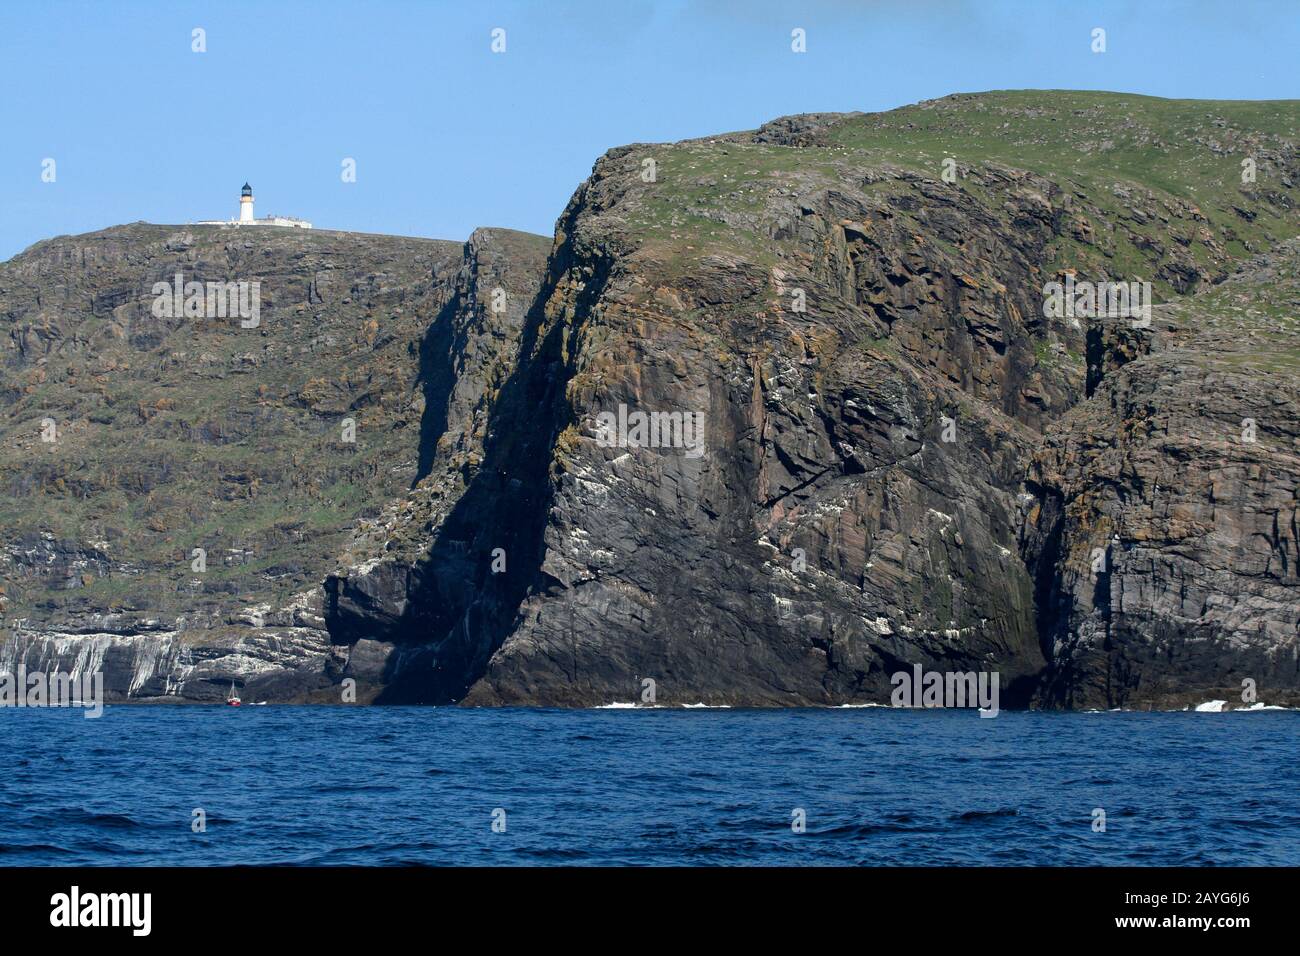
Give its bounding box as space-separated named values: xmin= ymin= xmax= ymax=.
xmin=1 ymin=707 xmax=1296 ymax=866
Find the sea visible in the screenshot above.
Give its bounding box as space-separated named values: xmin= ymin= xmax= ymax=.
xmin=2 ymin=707 xmax=1296 ymax=866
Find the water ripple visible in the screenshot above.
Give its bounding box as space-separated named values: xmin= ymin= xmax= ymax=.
xmin=1 ymin=708 xmax=1296 ymax=865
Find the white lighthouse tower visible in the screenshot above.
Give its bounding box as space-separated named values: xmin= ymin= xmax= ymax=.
xmin=195 ymin=183 xmax=312 ymax=229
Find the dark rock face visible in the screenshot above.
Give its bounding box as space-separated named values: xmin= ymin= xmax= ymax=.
xmin=5 ymin=92 xmax=1299 ymax=708
xmin=1023 ymin=246 xmax=1300 ymax=709
xmin=323 ymin=93 xmax=1299 ymax=709
xmin=449 ymin=167 xmax=1056 ymax=707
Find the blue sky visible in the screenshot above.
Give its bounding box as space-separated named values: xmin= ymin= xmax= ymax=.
xmin=2 ymin=0 xmax=1297 ymax=260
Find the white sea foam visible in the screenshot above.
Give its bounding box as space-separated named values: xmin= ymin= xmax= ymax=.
xmin=1232 ymin=702 xmax=1290 ymax=712
xmin=1189 ymin=700 xmax=1295 ymax=712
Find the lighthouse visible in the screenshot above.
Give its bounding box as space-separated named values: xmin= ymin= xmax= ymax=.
xmin=194 ymin=183 xmax=312 ymax=229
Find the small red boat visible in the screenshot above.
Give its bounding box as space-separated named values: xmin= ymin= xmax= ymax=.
xmin=225 ymin=682 xmax=241 ymax=707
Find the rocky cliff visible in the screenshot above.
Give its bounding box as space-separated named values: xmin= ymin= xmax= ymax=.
xmin=326 ymin=91 xmax=1299 ymax=708
xmin=0 ymin=221 xmax=550 ymax=701
xmin=1024 ymin=243 xmax=1300 ymax=708
xmin=4 ymin=91 xmax=1298 ymax=707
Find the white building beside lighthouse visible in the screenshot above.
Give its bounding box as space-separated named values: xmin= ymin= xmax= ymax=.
xmin=197 ymin=183 xmax=312 ymax=229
